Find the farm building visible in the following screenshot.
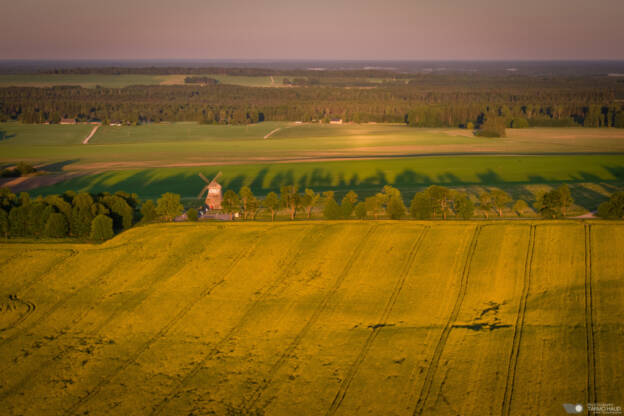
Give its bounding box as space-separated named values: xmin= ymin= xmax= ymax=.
xmin=60 ymin=118 xmax=76 ymax=125
xmin=329 ymin=119 xmax=343 ymax=125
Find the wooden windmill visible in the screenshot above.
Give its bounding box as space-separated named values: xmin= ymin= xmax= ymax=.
xmin=198 ymin=172 xmax=223 ymax=210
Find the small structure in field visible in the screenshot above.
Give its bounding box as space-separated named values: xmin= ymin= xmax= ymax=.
xmin=329 ymin=119 xmax=343 ymax=125
xmin=60 ymin=118 xmax=76 ymax=125
xmin=198 ymin=172 xmax=223 ymax=209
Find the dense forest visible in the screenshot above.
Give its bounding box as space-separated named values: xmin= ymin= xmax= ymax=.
xmin=1 ymin=70 xmax=623 ymax=128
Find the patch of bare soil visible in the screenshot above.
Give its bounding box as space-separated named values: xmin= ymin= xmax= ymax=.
xmin=0 ymin=172 xmax=85 ymax=192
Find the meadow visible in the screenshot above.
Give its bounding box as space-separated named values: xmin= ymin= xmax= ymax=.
xmin=0 ymin=221 xmax=621 ymax=415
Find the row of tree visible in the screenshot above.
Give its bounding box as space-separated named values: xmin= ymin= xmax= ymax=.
xmin=215 ymin=184 xmax=578 ymax=221
xmin=1 ymin=185 xmax=620 ymax=241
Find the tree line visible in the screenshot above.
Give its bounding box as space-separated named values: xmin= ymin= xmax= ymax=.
xmin=2 ymin=184 xmax=622 ymax=241
xmin=1 ymin=74 xmax=622 ymax=127
xmin=215 ymin=184 xmax=581 ymax=221
xmin=0 ymin=188 xmax=186 ymax=241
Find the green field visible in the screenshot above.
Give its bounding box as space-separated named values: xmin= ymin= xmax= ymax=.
xmin=0 ymin=221 xmax=621 ymax=415
xmin=1 ymin=123 xmax=623 ymax=210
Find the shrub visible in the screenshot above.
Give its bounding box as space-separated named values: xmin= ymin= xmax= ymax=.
xmin=44 ymin=213 xmax=68 ymax=238
xmin=477 ymin=118 xmax=507 ymax=137
xmin=90 ymin=214 xmax=114 ymax=241
xmin=187 ymin=208 xmax=199 ymax=222
xmin=510 ymin=118 xmax=530 ymax=128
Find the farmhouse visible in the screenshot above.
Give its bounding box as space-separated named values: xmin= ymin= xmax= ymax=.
xmin=330 ymin=119 xmax=343 ymax=125
xmin=60 ymin=118 xmax=76 ymax=125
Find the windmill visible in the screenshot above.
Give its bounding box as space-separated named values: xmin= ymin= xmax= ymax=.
xmin=198 ymin=171 xmax=223 ymax=210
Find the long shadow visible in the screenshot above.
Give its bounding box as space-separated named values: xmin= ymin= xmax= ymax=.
xmin=0 ymin=130 xmax=16 ymax=142
xmin=24 ymin=165 xmax=624 ymax=213
xmin=39 ymin=159 xmax=81 ymax=172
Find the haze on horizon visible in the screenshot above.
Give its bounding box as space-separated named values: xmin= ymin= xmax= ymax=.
xmin=1 ymin=0 xmax=623 ymax=61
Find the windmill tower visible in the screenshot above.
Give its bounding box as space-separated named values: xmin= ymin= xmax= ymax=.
xmin=198 ymin=172 xmax=223 ymax=210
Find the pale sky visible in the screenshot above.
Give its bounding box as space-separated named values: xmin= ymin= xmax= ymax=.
xmin=1 ymin=0 xmax=623 ymax=60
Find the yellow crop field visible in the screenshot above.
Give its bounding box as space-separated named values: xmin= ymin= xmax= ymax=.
xmin=0 ymin=221 xmax=622 ymax=415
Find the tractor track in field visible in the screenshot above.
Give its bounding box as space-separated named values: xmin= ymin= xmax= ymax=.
xmin=0 ymin=233 xmax=215 ymax=400
xmin=0 ymin=298 xmax=36 ymax=333
xmin=501 ymin=224 xmax=536 ymax=416
xmin=243 ymin=225 xmax=379 ymax=412
xmin=325 ymin=226 xmax=429 ymax=416
xmin=0 ymin=244 xmax=135 ymax=348
xmin=9 ymin=249 xmax=77 ymax=295
xmin=65 ymin=227 xmax=276 ymax=415
xmin=584 ymin=224 xmax=598 ymax=405
xmin=147 ymin=225 xmax=329 ymax=415
xmin=412 ymin=225 xmax=481 ymax=416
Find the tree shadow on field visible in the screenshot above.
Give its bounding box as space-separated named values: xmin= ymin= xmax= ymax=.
xmin=0 ymin=130 xmax=16 ymax=142
xmin=604 ymin=165 xmax=624 ymax=181
xmin=27 ymin=163 xmax=624 ymax=211
xmin=39 ymin=159 xmax=81 ymax=172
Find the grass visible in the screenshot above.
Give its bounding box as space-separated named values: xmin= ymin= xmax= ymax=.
xmin=0 ymin=221 xmax=620 ymax=415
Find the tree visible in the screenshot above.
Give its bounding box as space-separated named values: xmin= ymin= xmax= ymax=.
xmin=90 ymin=214 xmax=114 ymax=241
xmin=156 ymin=193 xmax=184 ymax=221
xmin=140 ymin=200 xmax=157 ymax=223
xmin=263 ymin=192 xmax=280 ymax=221
xmin=596 ymin=191 xmax=624 ymax=219
xmin=513 ymin=199 xmax=530 ymax=217
xmin=44 ymin=213 xmax=68 ymax=238
xmin=365 ymin=195 xmax=384 ymax=219
xmin=558 ymin=184 xmax=573 ymax=216
xmin=186 ymin=208 xmax=199 ymax=222
xmin=280 ymin=185 xmax=299 ymax=220
xmin=0 ymin=209 xmax=8 ymax=238
xmin=239 ymin=186 xmax=255 ymax=220
xmin=323 ymin=192 xmax=341 ymax=220
xmin=101 ymin=195 xmax=134 ymax=231
xmin=354 ymin=202 xmax=367 ymax=219
xmin=340 ymin=190 xmax=359 ymax=219
xmin=410 ymin=191 xmax=433 ymax=219
xmin=427 ymin=186 xmax=452 ymax=219
xmin=491 ymin=189 xmax=512 ymax=217
xmin=535 ymin=189 xmax=563 ymax=218
xmin=28 ymin=203 xmax=52 ymax=237
xmin=300 ymin=188 xmax=320 ymax=219
xmin=9 ymin=206 xmax=28 ymax=236
xmin=70 ymin=193 xmax=94 ymax=237
xmin=387 ymin=195 xmax=406 ymax=219
xmin=0 ymin=187 xmax=17 ymax=211
xmin=478 ymin=192 xmax=493 ymax=219
xmin=222 ymin=190 xmax=240 ymax=220
xmin=453 ymin=193 xmax=474 ymax=219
